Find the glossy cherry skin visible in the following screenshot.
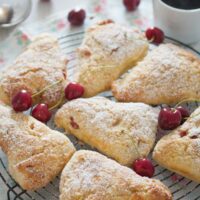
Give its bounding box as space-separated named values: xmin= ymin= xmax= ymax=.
xmin=67 ymin=9 xmax=86 ymax=26
xmin=176 ymin=106 xmax=190 ymax=123
xmin=12 ymin=90 xmax=32 ymax=112
xmin=145 ymin=27 xmax=164 ymax=44
xmin=123 ymin=0 xmax=140 ymax=11
xmin=31 ymin=103 xmax=52 ymax=123
xmin=65 ymin=82 xmax=84 ymax=100
xmin=133 ymin=158 xmax=155 ymax=178
xmin=158 ymin=107 xmax=182 ymax=130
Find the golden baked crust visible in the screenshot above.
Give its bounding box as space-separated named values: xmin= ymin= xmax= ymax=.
xmin=153 ymin=107 xmax=200 ymax=183
xmin=60 ymin=150 xmax=172 ymax=200
xmin=75 ymin=20 xmax=148 ymax=97
xmin=0 ymin=103 xmax=75 ymax=190
xmin=112 ymin=43 xmax=200 ymax=105
xmin=55 ymin=97 xmax=158 ymax=166
xmin=0 ymin=34 xmax=68 ymax=107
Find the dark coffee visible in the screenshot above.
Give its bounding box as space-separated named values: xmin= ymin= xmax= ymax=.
xmin=161 ymin=0 xmax=200 ymax=10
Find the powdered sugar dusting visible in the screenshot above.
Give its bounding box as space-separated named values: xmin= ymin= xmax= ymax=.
xmin=60 ymin=150 xmax=172 ymax=200
xmin=112 ymin=43 xmax=200 ymax=105
xmin=55 ymin=97 xmax=159 ymax=166
xmin=0 ymin=103 xmax=75 ymax=190
xmin=0 ymin=34 xmax=68 ymax=107
xmin=153 ymin=106 xmax=200 ymax=183
xmin=76 ymin=21 xmax=148 ymax=97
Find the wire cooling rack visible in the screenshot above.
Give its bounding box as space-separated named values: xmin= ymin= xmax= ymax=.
xmin=1 ymin=31 xmax=200 ymax=200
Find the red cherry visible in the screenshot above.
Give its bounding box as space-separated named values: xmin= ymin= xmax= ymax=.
xmin=123 ymin=0 xmax=140 ymax=11
xmin=176 ymin=106 xmax=190 ymax=123
xmin=133 ymin=158 xmax=155 ymax=178
xmin=67 ymin=9 xmax=86 ymax=26
xmin=145 ymin=27 xmax=164 ymax=44
xmin=12 ymin=90 xmax=32 ymax=112
xmin=158 ymin=107 xmax=182 ymax=130
xmin=31 ymin=103 xmax=52 ymax=123
xmin=65 ymin=82 xmax=84 ymax=100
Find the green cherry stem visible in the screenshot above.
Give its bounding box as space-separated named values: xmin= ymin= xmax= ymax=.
xmin=131 ymin=138 xmax=141 ymax=159
xmin=31 ymin=79 xmax=63 ymax=98
xmin=126 ymin=133 xmax=141 ymax=159
xmin=49 ymin=93 xmax=65 ymax=111
xmin=175 ymin=98 xmax=200 ymax=108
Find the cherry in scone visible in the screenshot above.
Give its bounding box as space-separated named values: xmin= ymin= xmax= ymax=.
xmin=133 ymin=158 xmax=155 ymax=178
xmin=158 ymin=107 xmax=182 ymax=130
xmin=123 ymin=0 xmax=140 ymax=11
xmin=12 ymin=90 xmax=32 ymax=112
xmin=68 ymin=9 xmax=86 ymax=26
xmin=65 ymin=82 xmax=84 ymax=100
xmin=31 ymin=103 xmax=52 ymax=123
xmin=176 ymin=106 xmax=190 ymax=123
xmin=179 ymin=130 xmax=187 ymax=137
xmin=145 ymin=27 xmax=164 ymax=44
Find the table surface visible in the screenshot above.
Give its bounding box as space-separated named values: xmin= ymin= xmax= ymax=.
xmin=0 ymin=0 xmax=200 ymax=50
xmin=1 ymin=0 xmax=200 ymax=48
xmin=0 ymin=0 xmax=200 ymax=199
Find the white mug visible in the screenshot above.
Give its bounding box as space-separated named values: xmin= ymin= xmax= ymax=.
xmin=153 ymin=0 xmax=200 ymax=44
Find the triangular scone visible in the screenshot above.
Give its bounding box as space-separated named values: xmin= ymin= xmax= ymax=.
xmin=112 ymin=43 xmax=200 ymax=105
xmin=0 ymin=34 xmax=68 ymax=107
xmin=60 ymin=150 xmax=172 ymax=200
xmin=153 ymin=107 xmax=200 ymax=183
xmin=0 ymin=103 xmax=75 ymax=190
xmin=55 ymin=97 xmax=158 ymax=166
xmin=75 ymin=20 xmax=148 ymax=97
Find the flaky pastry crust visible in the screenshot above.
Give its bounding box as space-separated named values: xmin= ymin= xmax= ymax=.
xmin=76 ymin=20 xmax=148 ymax=97
xmin=60 ymin=150 xmax=172 ymax=200
xmin=55 ymin=97 xmax=158 ymax=166
xmin=0 ymin=103 xmax=75 ymax=190
xmin=112 ymin=43 xmax=200 ymax=105
xmin=0 ymin=34 xmax=68 ymax=107
xmin=153 ymin=106 xmax=200 ymax=183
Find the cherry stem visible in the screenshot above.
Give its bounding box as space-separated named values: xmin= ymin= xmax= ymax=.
xmin=49 ymin=93 xmax=65 ymax=111
xmin=31 ymin=79 xmax=63 ymax=98
xmin=171 ymin=108 xmax=177 ymax=112
xmin=175 ymin=98 xmax=200 ymax=108
xmin=148 ymin=36 xmax=155 ymax=43
xmin=132 ymin=139 xmax=141 ymax=159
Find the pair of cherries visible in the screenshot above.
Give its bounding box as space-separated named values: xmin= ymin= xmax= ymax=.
xmin=133 ymin=106 xmax=190 ymax=178
xmin=159 ymin=106 xmax=190 ymax=130
xmin=12 ymin=81 xmax=155 ymax=178
xmin=12 ymin=82 xmax=84 ymax=123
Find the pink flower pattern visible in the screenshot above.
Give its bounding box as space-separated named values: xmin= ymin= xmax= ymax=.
xmin=93 ymin=0 xmax=107 ymax=13
xmin=57 ymin=19 xmax=67 ymax=30
xmin=21 ymin=33 xmax=29 ymax=42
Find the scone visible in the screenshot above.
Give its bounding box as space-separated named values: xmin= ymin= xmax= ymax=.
xmin=55 ymin=97 xmax=158 ymax=166
xmin=0 ymin=103 xmax=75 ymax=190
xmin=112 ymin=43 xmax=200 ymax=105
xmin=153 ymin=106 xmax=200 ymax=183
xmin=75 ymin=20 xmax=148 ymax=97
xmin=60 ymin=150 xmax=172 ymax=200
xmin=0 ymin=34 xmax=68 ymax=107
